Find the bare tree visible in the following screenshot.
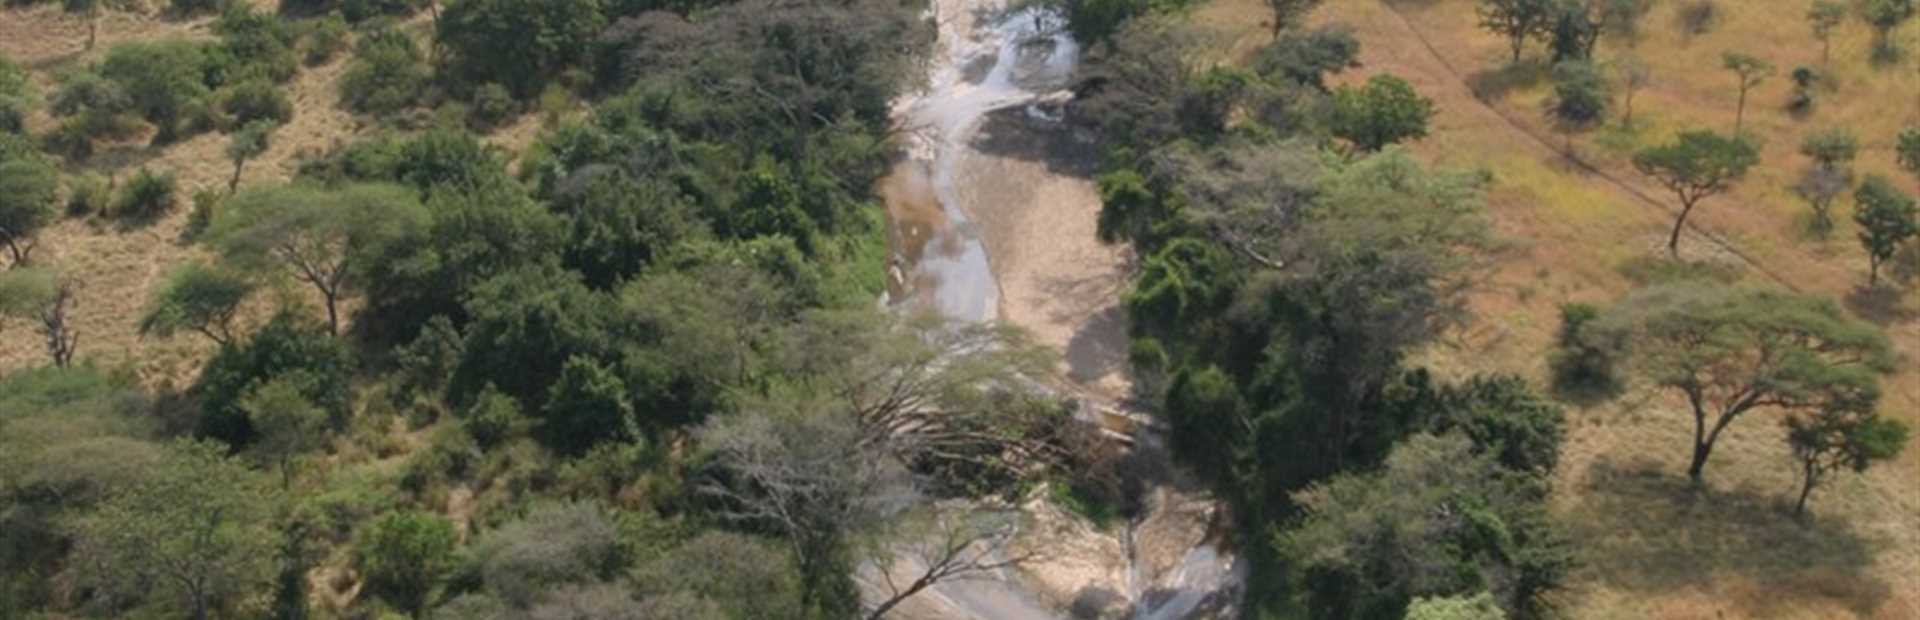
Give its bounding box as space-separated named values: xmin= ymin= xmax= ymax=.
xmin=864 ymin=509 xmax=1038 ymax=620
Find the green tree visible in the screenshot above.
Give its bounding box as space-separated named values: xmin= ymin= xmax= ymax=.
xmin=1720 ymin=52 xmax=1772 ymax=135
xmin=1266 ymin=0 xmax=1325 ymax=38
xmin=1330 ymin=74 xmax=1436 ymax=152
xmin=225 ymin=120 xmax=275 ymax=193
xmin=1614 ymin=54 xmax=1649 ymax=128
xmin=1276 ymin=433 xmax=1568 ymax=619
xmin=138 ymin=260 xmax=255 ymax=346
xmin=337 ymin=24 xmax=427 ymax=115
xmin=1852 ymin=175 xmax=1919 ymax=286
xmin=0 ymin=267 xmax=80 ymax=367
xmin=210 ymin=182 xmax=427 ymax=334
xmin=0 ymin=159 xmax=58 ymax=266
xmin=1799 ymin=127 xmax=1858 ymax=172
xmin=72 ymin=440 xmax=274 ymax=620
xmin=354 ymin=510 xmax=457 ymax=618
xmin=1598 ymin=282 xmax=1894 ymax=482
xmin=193 ymin=312 xmax=352 ymax=448
xmin=1897 ymin=126 xmax=1920 ymax=182
xmin=1807 ymin=0 xmax=1847 ymax=63
xmin=1547 ymin=60 xmax=1609 ymax=154
xmin=1784 ymin=408 xmax=1908 ymax=516
xmin=541 ymin=355 xmax=635 ymax=455
xmin=1861 ymin=0 xmax=1914 ymax=60
xmin=1630 ymin=129 xmax=1759 ymax=257
xmin=99 ymin=40 xmax=209 ymax=144
xmin=434 ymin=0 xmax=605 ymax=98
xmin=1405 ymin=592 xmax=1508 ymax=620
xmin=1548 ymin=0 xmax=1602 ymax=62
xmin=238 ymin=377 xmax=328 ymax=488
xmin=1478 ymin=0 xmax=1557 ymax=62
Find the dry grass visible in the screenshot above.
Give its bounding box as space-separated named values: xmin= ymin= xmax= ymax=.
xmin=1190 ymin=0 xmax=1920 ymax=617
xmin=0 ymin=5 xmax=549 ymax=387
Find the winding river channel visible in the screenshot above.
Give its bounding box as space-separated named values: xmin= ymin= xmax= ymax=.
xmin=875 ymin=1 xmax=1245 ymax=617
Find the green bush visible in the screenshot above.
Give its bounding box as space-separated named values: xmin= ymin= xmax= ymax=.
xmin=194 ymin=312 xmax=353 ymax=448
xmin=1548 ymin=302 xmax=1624 ymax=402
xmin=171 ymin=0 xmax=231 ymax=16
xmin=353 ymin=510 xmax=458 ymax=618
xmin=65 ymin=172 xmax=110 ymax=217
xmin=304 ymin=13 xmax=351 ymax=65
xmin=186 ymin=188 xmax=222 ymax=240
xmin=220 ymin=79 xmax=294 ymax=127
xmin=338 ymin=25 xmax=427 ymax=115
xmin=468 ymin=82 xmax=515 ymax=129
xmin=113 ymin=168 xmax=177 ymax=221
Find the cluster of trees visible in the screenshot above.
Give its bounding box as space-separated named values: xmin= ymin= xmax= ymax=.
xmin=2 ymin=0 xmax=1123 ymax=618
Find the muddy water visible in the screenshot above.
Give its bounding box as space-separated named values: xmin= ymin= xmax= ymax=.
xmin=873 ymin=1 xmax=1243 ymax=618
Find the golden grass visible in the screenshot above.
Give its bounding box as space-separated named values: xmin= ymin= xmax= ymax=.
xmin=1191 ymin=0 xmax=1920 ymax=617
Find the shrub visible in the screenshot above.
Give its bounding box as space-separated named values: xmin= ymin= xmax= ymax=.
xmin=220 ymin=79 xmax=294 ymax=127
xmin=1677 ymin=0 xmax=1718 ymax=35
xmin=468 ymin=83 xmax=515 ymax=129
xmin=194 ymin=312 xmax=353 ymax=447
xmin=210 ymin=6 xmax=301 ymax=84
xmin=1548 ymin=302 xmax=1624 ymax=401
xmin=171 ymin=0 xmax=230 ymax=16
xmin=305 ymin=13 xmax=351 ymax=65
xmin=434 ymin=0 xmax=606 ymax=98
xmin=465 ymin=501 xmax=625 ymax=607
xmin=65 ymin=172 xmax=110 ymax=217
xmin=186 ymin=188 xmax=222 ymax=239
xmin=114 ymin=168 xmax=177 ymax=221
xmin=338 ymin=25 xmax=427 ymax=115
xmin=462 ymin=385 xmax=525 ymax=448
xmin=353 ymin=511 xmax=458 ymax=618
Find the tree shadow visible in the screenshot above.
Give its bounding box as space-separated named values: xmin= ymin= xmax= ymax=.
xmin=1464 ymin=60 xmax=1548 ymax=103
xmin=1064 ymin=304 xmax=1128 ymax=386
xmin=1843 ymin=285 xmax=1918 ymax=326
xmin=971 ymin=104 xmax=1103 ymax=178
xmin=1572 ymin=456 xmax=1893 ymax=617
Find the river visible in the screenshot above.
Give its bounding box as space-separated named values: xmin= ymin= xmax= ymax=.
xmin=874 ymin=0 xmax=1244 ymax=618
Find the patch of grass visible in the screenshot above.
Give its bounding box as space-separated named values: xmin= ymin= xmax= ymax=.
xmin=1050 ymin=480 xmax=1121 ymax=529
xmin=1615 ymin=254 xmax=1745 ymax=285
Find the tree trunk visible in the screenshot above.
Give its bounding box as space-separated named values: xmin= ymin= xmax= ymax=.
xmin=1734 ymin=87 xmax=1747 ymax=135
xmin=1795 ymin=459 xmax=1817 ymax=517
xmin=1668 ymin=199 xmax=1696 ymax=258
xmin=323 ymin=291 xmax=339 ymax=337
xmin=1869 ymin=255 xmax=1881 ymax=287
xmin=1687 ymin=408 xmax=1710 ymax=482
xmin=1512 ymin=35 xmax=1525 ymax=63
xmin=1623 ymin=89 xmax=1636 ymax=128
xmin=191 ymin=594 xmax=209 ymax=620
xmin=230 ymin=159 xmax=245 ymax=194
xmin=87 ymin=15 xmax=97 ymax=51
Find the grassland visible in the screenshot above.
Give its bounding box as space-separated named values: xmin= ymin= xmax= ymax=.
xmin=1189 ymin=0 xmax=1920 ymax=616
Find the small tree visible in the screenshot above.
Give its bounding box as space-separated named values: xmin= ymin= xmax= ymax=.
xmin=354 ymin=511 xmax=457 ymax=618
xmin=225 ymin=120 xmax=274 ymax=193
xmin=1266 ymin=0 xmax=1325 ymax=38
xmin=1853 ymin=175 xmax=1919 ymax=286
xmin=1549 ymin=0 xmax=1602 ymax=62
xmin=1807 ymin=0 xmax=1847 ymax=63
xmin=1896 ymin=126 xmax=1920 ymax=182
xmin=1479 ymin=0 xmax=1559 ymax=63
xmin=1600 ymin=283 xmax=1893 ymax=483
xmin=238 ymin=377 xmax=328 ymax=489
xmin=1548 ymin=60 xmax=1609 ymax=155
xmin=1720 ymin=52 xmax=1773 ymax=135
xmin=1799 ymin=127 xmax=1858 ymax=172
xmin=1631 ymin=130 xmax=1760 ymax=257
xmin=1614 ymin=54 xmax=1650 ymax=128
xmin=210 ymin=183 xmax=427 ymax=335
xmin=1784 ymin=408 xmax=1908 ymax=517
xmin=138 ymin=260 xmax=255 ymax=346
xmin=0 ymin=159 xmax=59 ymax=266
xmin=73 ymin=440 xmax=275 ymax=620
xmin=64 ymin=0 xmax=142 ymax=51
xmin=0 ymin=267 xmax=80 ymax=367
xmin=1329 ymin=73 xmax=1436 ymax=153
xmin=1792 ymin=165 xmax=1852 ymax=235
xmin=1861 ymin=0 xmax=1915 ymax=61
xmin=1598 ymin=0 xmax=1656 ymax=44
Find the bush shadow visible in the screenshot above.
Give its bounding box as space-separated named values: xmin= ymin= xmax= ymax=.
xmin=1465 ymin=60 xmax=1548 ymax=103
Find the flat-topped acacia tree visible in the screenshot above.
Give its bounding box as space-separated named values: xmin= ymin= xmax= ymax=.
xmin=1631 ymin=129 xmax=1758 ymax=257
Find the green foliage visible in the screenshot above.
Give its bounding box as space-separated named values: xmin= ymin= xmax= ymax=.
xmin=100 ymin=39 xmax=210 ymax=143
xmin=0 ymin=158 xmax=59 ymax=265
xmin=1547 ymin=60 xmax=1608 ymax=138
xmin=1862 ymin=0 xmax=1915 ymax=58
xmin=354 ymin=510 xmax=458 ymax=618
xmin=211 ymin=182 xmax=428 ymax=332
xmin=1676 ymin=0 xmax=1719 ymax=35
xmin=1897 ymin=126 xmax=1920 ymax=180
xmin=138 ymin=260 xmax=255 ymax=345
xmin=630 ymin=531 xmax=805 ymax=619
xmin=221 ymin=79 xmax=295 ymax=127
xmin=281 ymin=0 xmax=425 ymax=22
xmin=1720 ymin=52 xmax=1772 ymax=132
xmin=72 ymin=439 xmax=275 ymax=620
xmin=1807 ymin=0 xmax=1847 ymax=62
xmin=1477 ymin=0 xmax=1556 ymax=62
xmin=468 ymin=83 xmax=516 ymax=130
xmin=0 ymin=54 xmax=31 ymax=133
xmin=194 ymin=312 xmax=353 ymax=448
xmin=1277 ymin=433 xmax=1568 ymax=619
xmin=169 ymin=0 xmax=228 ymax=16
xmin=1800 ymin=127 xmax=1859 ymax=172
xmin=1330 ymin=74 xmax=1435 ymax=152
xmin=209 ymin=6 xmax=301 ymax=85
xmin=304 ymin=13 xmax=351 ymax=65
xmin=1631 ymin=129 xmax=1758 ymax=254
xmin=435 ymin=0 xmax=605 ymax=98
xmin=1597 ymin=282 xmax=1894 ymax=481
xmin=1164 ymin=365 xmax=1248 ymax=482
xmin=114 ymin=167 xmax=178 ymax=221
xmin=553 ymin=169 xmax=703 ymax=288
xmin=1405 ymin=592 xmax=1508 ymax=620
xmin=464 ymin=501 xmax=626 ymax=608
xmin=65 ymin=172 xmax=110 ymax=217
xmin=338 ymin=25 xmax=427 ymax=115
xmin=1784 ymin=408 xmax=1908 ymax=515
xmin=1548 ymin=302 xmax=1624 ymax=401
xmin=1853 ymin=174 xmax=1919 ymax=286
xmin=448 ymin=264 xmax=616 ymax=415
xmin=1058 ymin=0 xmax=1164 ymax=47
xmin=239 ymin=376 xmax=330 ymax=486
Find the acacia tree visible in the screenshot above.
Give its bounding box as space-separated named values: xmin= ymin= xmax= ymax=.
xmin=209 ymin=183 xmax=427 ymax=335
xmin=1799 ymin=127 xmax=1858 ymax=173
xmin=1266 ymin=0 xmax=1325 ymax=38
xmin=1897 ymin=126 xmax=1920 ymax=183
xmin=1784 ymin=408 xmax=1908 ymax=516
xmin=1807 ymin=0 xmax=1847 ymax=63
xmin=73 ymin=440 xmax=274 ymax=620
xmin=238 ymin=377 xmax=328 ymax=489
xmin=1793 ymin=165 xmax=1852 ymax=236
xmin=1853 ymin=175 xmax=1919 ymax=286
xmin=1721 ymin=52 xmax=1773 ymax=135
xmin=1597 ymin=283 xmax=1893 ymax=483
xmin=0 ymin=159 xmax=58 ymax=266
xmin=1861 ymin=0 xmax=1914 ymax=61
xmin=1478 ymin=0 xmax=1557 ymax=63
xmin=1631 ymin=130 xmax=1759 ymax=257
xmin=0 ymin=267 xmax=80 ymax=367
xmin=225 ymin=120 xmax=274 ymax=193
xmin=138 ymin=261 xmax=254 ymax=346
xmin=1330 ymin=74 xmax=1436 ymax=153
